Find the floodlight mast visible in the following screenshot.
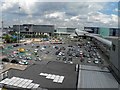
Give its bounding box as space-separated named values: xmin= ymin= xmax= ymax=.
xmin=0 ymin=2 xmax=4 ymax=70
xmin=18 ymin=6 xmax=21 ymax=43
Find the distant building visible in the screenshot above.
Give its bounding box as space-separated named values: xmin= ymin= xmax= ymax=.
xmin=0 ymin=27 xmax=13 ymax=35
xmin=55 ymin=27 xmax=76 ymax=35
xmin=84 ymin=27 xmax=119 ymax=37
xmin=109 ymin=28 xmax=119 ymax=36
xmin=13 ymin=24 xmax=55 ymax=36
xmin=84 ymin=27 xmax=99 ymax=34
xmin=99 ymin=27 xmax=110 ymax=37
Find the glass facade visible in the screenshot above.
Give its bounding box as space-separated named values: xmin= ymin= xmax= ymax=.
xmin=99 ymin=28 xmax=110 ymax=37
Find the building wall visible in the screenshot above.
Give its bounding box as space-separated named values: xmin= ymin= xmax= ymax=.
xmin=99 ymin=28 xmax=110 ymax=37
xmin=84 ymin=27 xmax=119 ymax=37
xmin=84 ymin=27 xmax=99 ymax=34
xmin=56 ymin=27 xmax=67 ymax=33
xmin=13 ymin=24 xmax=55 ymax=34
xmin=110 ymin=39 xmax=119 ymax=69
xmin=56 ymin=27 xmax=76 ymax=34
xmin=109 ymin=28 xmax=119 ymax=36
xmin=110 ymin=38 xmax=120 ymax=82
xmin=66 ymin=28 xmax=76 ymax=33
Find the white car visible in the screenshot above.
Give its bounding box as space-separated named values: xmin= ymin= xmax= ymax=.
xmin=19 ymin=60 xmax=28 ymax=65
xmin=38 ymin=57 xmax=41 ymax=61
xmin=94 ymin=60 xmax=99 ymax=64
xmin=34 ymin=51 xmax=38 ymax=53
xmin=58 ymin=52 xmax=62 ymax=56
xmin=41 ymin=47 xmax=45 ymax=50
xmin=98 ymin=55 xmax=101 ymax=59
xmin=19 ymin=56 xmax=22 ymax=59
xmin=35 ymin=49 xmax=38 ymax=51
xmin=87 ymin=60 xmax=92 ymax=63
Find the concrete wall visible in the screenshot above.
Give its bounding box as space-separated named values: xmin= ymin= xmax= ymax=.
xmin=110 ymin=38 xmax=120 ymax=83
xmin=110 ymin=39 xmax=119 ymax=69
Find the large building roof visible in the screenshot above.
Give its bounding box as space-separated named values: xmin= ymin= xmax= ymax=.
xmin=78 ymin=65 xmax=118 ymax=88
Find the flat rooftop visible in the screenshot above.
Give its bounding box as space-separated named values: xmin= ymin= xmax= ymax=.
xmin=8 ymin=61 xmax=77 ymax=88
xmin=78 ymin=65 xmax=119 ymax=88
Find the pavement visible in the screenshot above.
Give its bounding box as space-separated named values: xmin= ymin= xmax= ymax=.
xmin=0 ymin=62 xmax=27 ymax=74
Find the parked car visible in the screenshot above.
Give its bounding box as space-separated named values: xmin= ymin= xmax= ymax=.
xmin=93 ymin=58 xmax=99 ymax=64
xmin=63 ymin=56 xmax=67 ymax=61
xmin=68 ymin=57 xmax=72 ymax=61
xmin=11 ymin=59 xmax=19 ymax=64
xmin=19 ymin=60 xmax=28 ymax=65
xmin=2 ymin=58 xmax=9 ymax=62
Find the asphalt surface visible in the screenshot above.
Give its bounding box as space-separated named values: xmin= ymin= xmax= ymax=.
xmin=2 ymin=39 xmax=108 ymax=66
xmin=8 ymin=61 xmax=77 ymax=88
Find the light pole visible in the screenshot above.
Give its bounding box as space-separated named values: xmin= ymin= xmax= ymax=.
xmin=0 ymin=2 xmax=4 ymax=70
xmin=18 ymin=6 xmax=21 ymax=43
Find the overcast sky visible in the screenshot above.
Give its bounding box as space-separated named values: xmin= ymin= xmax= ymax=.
xmin=0 ymin=0 xmax=119 ymax=29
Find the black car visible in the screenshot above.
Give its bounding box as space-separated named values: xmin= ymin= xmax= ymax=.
xmin=63 ymin=56 xmax=67 ymax=61
xmin=13 ymin=44 xmax=19 ymax=47
xmin=68 ymin=57 xmax=72 ymax=61
xmin=11 ymin=59 xmax=19 ymax=64
xmin=36 ymin=46 xmax=40 ymax=48
xmin=2 ymin=58 xmax=9 ymax=62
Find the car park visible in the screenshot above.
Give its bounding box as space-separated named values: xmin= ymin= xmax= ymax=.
xmin=2 ymin=39 xmax=106 ymax=66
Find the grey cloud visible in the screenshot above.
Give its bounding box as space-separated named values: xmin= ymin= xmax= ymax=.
xmin=0 ymin=1 xmax=118 ymax=28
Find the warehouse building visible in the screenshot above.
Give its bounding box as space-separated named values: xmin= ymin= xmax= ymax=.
xmin=13 ymin=24 xmax=55 ymax=36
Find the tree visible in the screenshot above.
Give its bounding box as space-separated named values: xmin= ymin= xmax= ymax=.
xmin=3 ymin=34 xmax=11 ymax=43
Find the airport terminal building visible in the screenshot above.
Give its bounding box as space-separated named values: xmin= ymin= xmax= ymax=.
xmin=13 ymin=24 xmax=55 ymax=36
xmin=84 ymin=27 xmax=119 ymax=37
